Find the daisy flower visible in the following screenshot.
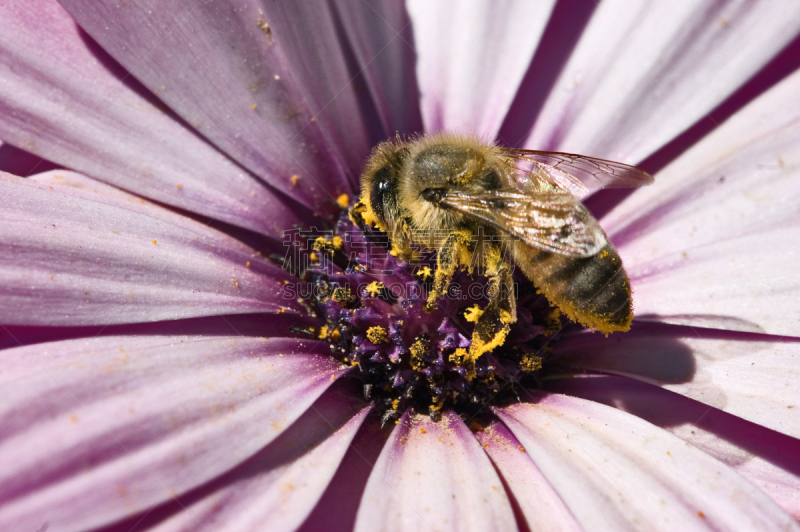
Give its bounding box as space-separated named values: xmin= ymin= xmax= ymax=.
xmin=1 ymin=1 xmax=799 ymax=530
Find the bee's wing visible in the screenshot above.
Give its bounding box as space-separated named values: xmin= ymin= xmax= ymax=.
xmin=441 ymin=191 xmax=606 ymax=258
xmin=502 ymin=148 xmax=654 ymax=200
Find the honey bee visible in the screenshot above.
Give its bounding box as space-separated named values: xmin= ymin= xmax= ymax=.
xmin=351 ymin=133 xmax=653 ymax=361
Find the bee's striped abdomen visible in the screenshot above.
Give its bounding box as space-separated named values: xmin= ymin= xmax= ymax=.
xmin=515 ymin=243 xmax=632 ymax=333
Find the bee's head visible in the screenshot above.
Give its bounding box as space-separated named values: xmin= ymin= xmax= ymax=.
xmin=359 ymin=140 xmax=411 ymax=231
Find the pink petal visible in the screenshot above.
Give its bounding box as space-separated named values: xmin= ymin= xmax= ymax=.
xmin=0 ymin=142 xmax=58 ymax=177
xmin=0 ymin=174 xmax=302 ymax=325
xmin=496 ymin=396 xmax=799 ymax=531
xmin=548 ymin=375 xmax=800 ymax=520
xmin=525 ymin=1 xmax=800 ymax=163
xmin=151 ymin=381 xmax=371 ymax=532
xmin=0 ymin=1 xmax=305 ymax=236
xmin=354 ymin=410 xmax=516 ymax=532
xmin=61 ymin=0 xmax=373 ymax=203
xmin=409 ymin=0 xmax=556 ymax=137
xmin=555 ymin=324 xmax=800 ymax=439
xmin=475 ymin=420 xmax=581 ymax=531
xmin=298 ymin=412 xmax=388 ymax=532
xmin=0 ymin=313 xmax=320 ymax=353
xmin=0 ymin=335 xmax=349 ymax=531
xmin=332 ymin=0 xmax=423 ymax=139
xmin=604 ymin=68 xmax=800 ymax=336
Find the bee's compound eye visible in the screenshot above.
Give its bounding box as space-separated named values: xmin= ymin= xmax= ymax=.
xmin=369 ymin=166 xmax=393 ymax=223
xmin=420 ymin=188 xmax=446 ymax=204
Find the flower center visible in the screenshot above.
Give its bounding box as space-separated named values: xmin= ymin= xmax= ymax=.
xmin=285 ymin=210 xmax=564 ymax=424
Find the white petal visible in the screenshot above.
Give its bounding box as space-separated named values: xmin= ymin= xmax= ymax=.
xmin=332 ymin=0 xmax=423 ymax=139
xmin=410 ymin=0 xmax=556 ymax=137
xmin=0 ymin=335 xmax=348 ymax=531
xmin=605 ymin=67 xmax=800 ymax=336
xmin=355 ymin=410 xmax=516 ymax=532
xmin=0 ymin=174 xmax=301 ymax=325
xmin=60 ymin=0 xmax=372 ymax=204
xmin=153 ymin=385 xmax=371 ymax=532
xmin=556 ymin=325 xmax=800 ymax=439
xmin=497 ymin=396 xmax=799 ymax=531
xmin=526 ymin=0 xmax=800 ymax=163
xmin=0 ymin=0 xmax=305 ymax=235
xmin=475 ymin=420 xmax=581 ymax=531
xmin=547 ymin=375 xmax=800 ymax=521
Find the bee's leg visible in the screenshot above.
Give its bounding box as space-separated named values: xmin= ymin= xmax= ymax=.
xmin=391 ymin=218 xmax=415 ymax=260
xmin=349 ymin=201 xmax=368 ymax=232
xmin=427 ymin=230 xmax=472 ymax=308
xmin=469 ymin=261 xmax=516 ymax=361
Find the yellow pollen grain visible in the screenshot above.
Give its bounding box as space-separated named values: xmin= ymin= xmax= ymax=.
xmin=151 ymin=240 xmax=157 ymax=245
xmin=367 ymin=326 xmax=388 ymax=344
xmin=449 ymin=348 xmax=468 ymax=365
xmin=417 ymin=266 xmax=433 ymax=280
xmin=409 ymin=338 xmax=428 ymax=370
xmin=365 ymin=281 xmax=384 ymax=297
xmin=599 ymin=249 xmax=609 ymax=258
xmin=310 ymin=252 xmax=319 ymax=263
xmin=176 ymin=183 xmax=182 ymax=190
xmin=246 ymin=261 xmax=251 ymax=267
xmin=331 ymin=287 xmax=351 ymax=304
xmin=318 ymin=326 xmax=330 ymax=339
xmin=290 ymin=174 xmax=299 ymax=186
xmin=409 ymin=339 xmax=427 ymax=358
xmin=336 ymin=193 xmax=350 ymax=209
xmin=518 ymin=445 xmax=526 ymax=452
xmin=464 ymin=304 xmax=483 ymax=323
xmin=520 ymin=354 xmax=543 ymax=372
xmin=332 ymin=235 xmax=343 ymax=249
xmin=251 ymin=104 xmax=257 ymax=110
xmin=391 ymin=399 xmax=399 ymax=409
xmin=420 ymin=428 xmax=427 ymax=434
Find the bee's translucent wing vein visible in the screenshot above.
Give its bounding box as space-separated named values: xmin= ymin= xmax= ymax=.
xmin=442 ymin=191 xmax=606 ymax=257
